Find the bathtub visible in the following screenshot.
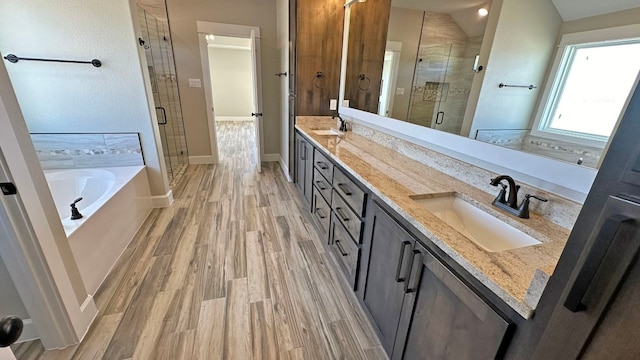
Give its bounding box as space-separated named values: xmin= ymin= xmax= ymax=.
xmin=44 ymin=166 xmax=152 ymax=295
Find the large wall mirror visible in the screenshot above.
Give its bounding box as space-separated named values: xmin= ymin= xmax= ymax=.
xmin=342 ymin=0 xmax=640 ymax=171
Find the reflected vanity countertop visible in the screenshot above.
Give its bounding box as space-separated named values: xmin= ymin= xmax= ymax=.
xmin=296 ymin=117 xmax=570 ymax=319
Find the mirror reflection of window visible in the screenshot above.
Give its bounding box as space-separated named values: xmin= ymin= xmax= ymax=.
xmin=542 ymin=41 xmax=640 ymax=141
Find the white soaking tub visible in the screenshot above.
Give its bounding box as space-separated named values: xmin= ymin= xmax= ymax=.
xmin=44 ymin=166 xmax=152 ymax=295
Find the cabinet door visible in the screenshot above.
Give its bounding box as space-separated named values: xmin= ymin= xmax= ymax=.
xmin=394 ymin=242 xmax=510 ymax=360
xmin=362 ymin=204 xmax=415 ymax=354
xmin=303 ymin=139 xmax=314 ymax=204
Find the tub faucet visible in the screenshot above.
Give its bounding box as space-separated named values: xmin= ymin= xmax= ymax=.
xmin=70 ymin=197 xmax=83 ymax=220
xmin=332 ymin=114 xmax=348 ymax=132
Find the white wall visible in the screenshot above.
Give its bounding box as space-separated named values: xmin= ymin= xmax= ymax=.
xmin=463 ymin=0 xmax=563 ymax=137
xmin=0 ymin=0 xmax=169 ymax=199
xmin=208 ymin=47 xmax=254 ymax=119
xmin=386 ymin=7 xmax=424 ymax=121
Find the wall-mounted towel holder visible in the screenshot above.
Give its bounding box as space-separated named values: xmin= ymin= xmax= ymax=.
xmin=3 ymin=54 xmax=102 ymax=67
xmin=499 ymin=83 xmax=537 ymax=90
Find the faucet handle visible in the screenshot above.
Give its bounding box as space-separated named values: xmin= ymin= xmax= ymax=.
xmin=526 ymin=194 xmax=548 ymax=203
xmin=517 ymin=194 xmax=548 ymax=218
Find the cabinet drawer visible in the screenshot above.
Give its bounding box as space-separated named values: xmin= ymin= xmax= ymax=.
xmin=314 ymin=148 xmax=334 ymax=182
xmin=332 ymin=189 xmax=363 ymax=244
xmin=330 ymin=217 xmax=360 ymax=288
xmin=333 ymin=168 xmax=367 ymax=217
xmin=312 ymin=187 xmax=331 ymax=235
xmin=313 ymin=168 xmax=332 ymax=203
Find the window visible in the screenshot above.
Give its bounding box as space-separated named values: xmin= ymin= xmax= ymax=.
xmin=533 ymin=25 xmax=640 ymax=147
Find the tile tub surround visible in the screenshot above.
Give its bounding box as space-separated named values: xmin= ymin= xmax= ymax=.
xmin=31 ymin=133 xmax=144 ymax=169
xmin=296 ymin=116 xmax=576 ymax=319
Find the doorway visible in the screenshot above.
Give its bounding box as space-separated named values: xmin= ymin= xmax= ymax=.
xmin=198 ymin=22 xmax=264 ymax=173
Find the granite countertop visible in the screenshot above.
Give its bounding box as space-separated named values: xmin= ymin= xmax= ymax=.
xmin=296 ymin=117 xmax=571 ymax=319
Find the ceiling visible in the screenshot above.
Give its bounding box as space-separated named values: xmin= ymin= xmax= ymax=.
xmin=392 ymin=0 xmax=640 ymax=22
xmin=552 ymin=0 xmax=640 ymax=21
xmin=207 ymin=36 xmax=251 ymax=50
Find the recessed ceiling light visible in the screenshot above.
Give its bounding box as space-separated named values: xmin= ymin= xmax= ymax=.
xmin=478 ymin=8 xmax=489 ymax=16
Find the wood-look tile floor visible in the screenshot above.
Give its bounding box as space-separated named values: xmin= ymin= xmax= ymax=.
xmin=12 ymin=121 xmax=385 ymax=359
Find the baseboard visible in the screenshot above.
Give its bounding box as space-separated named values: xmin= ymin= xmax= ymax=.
xmin=151 ymin=190 xmax=174 ymax=208
xmin=75 ymin=295 xmax=98 ymax=342
xmin=280 ymin=156 xmax=293 ymax=182
xmin=263 ymin=153 xmax=280 ymax=162
xmin=189 ymin=155 xmax=215 ymax=164
xmin=215 ymin=116 xmax=253 ymax=122
xmin=16 ymin=319 xmax=39 ymax=343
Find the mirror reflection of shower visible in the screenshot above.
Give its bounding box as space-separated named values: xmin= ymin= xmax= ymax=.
xmin=137 ymin=3 xmax=189 ymax=185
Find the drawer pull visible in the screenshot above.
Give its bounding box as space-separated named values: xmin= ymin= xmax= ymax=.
xmin=395 ymin=241 xmax=412 ymax=282
xmin=316 ymin=161 xmax=329 ymax=170
xmin=335 ymin=240 xmax=349 ymax=256
xmin=337 ymin=183 xmax=352 ymax=196
xmin=315 ymin=207 xmax=326 ymax=219
xmin=315 ymin=180 xmax=327 ymax=191
xmin=336 ymin=207 xmax=349 ymax=222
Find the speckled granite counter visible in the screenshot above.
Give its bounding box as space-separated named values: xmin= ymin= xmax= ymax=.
xmin=296 ymin=117 xmax=572 ymax=319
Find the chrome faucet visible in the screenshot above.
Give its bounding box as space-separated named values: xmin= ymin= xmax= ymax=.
xmin=332 ymin=114 xmax=348 ymax=132
xmin=489 ymin=175 xmax=548 ymax=218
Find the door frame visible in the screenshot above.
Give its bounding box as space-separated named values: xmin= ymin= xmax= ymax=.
xmin=197 ymin=21 xmax=264 ymax=166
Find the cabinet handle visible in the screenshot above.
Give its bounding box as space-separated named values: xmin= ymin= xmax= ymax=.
xmin=405 ymin=250 xmax=423 ymax=293
xmin=315 ymin=180 xmax=326 ymax=191
xmin=335 ymin=207 xmax=349 ymax=222
xmin=337 ymin=183 xmax=352 ymax=196
xmin=564 ymin=214 xmax=633 ymax=312
xmin=335 ymin=240 xmax=349 ymax=256
xmin=395 ymin=241 xmax=412 ymax=282
xmin=316 ymin=161 xmax=329 ymax=170
xmin=315 ymin=207 xmax=326 ymax=219
xmin=300 ymin=142 xmax=307 ymax=160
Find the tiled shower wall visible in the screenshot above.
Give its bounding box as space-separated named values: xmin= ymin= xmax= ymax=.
xmin=31 ymin=133 xmax=144 ymax=170
xmin=408 ymin=11 xmax=482 ymax=133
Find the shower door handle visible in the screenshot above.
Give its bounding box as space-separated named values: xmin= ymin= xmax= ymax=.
xmin=435 ymin=111 xmax=444 ymax=125
xmin=156 ymin=106 xmax=167 ymax=125
xmin=251 ymin=112 xmax=263 ymax=117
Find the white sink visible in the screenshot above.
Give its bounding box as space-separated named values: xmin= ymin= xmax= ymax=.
xmin=412 ymin=193 xmax=542 ymax=252
xmin=313 ymin=129 xmax=343 ymax=136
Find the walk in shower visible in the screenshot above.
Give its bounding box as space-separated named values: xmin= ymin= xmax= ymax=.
xmin=137 ymin=4 xmax=188 ymax=184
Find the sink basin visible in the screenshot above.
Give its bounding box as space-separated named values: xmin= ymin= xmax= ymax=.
xmin=412 ymin=193 xmax=542 ymax=252
xmin=313 ymin=129 xmax=343 ymax=136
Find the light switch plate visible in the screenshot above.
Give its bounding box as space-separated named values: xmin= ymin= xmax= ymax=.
xmin=329 ymin=99 xmax=337 ymax=110
xmin=188 ymin=78 xmax=202 ymax=88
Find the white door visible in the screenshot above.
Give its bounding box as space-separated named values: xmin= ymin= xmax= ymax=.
xmin=250 ymin=29 xmax=263 ymax=173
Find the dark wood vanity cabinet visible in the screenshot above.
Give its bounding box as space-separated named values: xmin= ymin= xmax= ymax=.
xmin=360 ymin=201 xmax=512 ymax=359
xmin=294 ymin=132 xmax=314 ymax=204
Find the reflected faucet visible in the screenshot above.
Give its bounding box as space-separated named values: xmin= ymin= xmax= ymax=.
xmin=490 ymin=175 xmax=519 ymax=209
xmin=332 ymin=114 xmax=348 ymax=132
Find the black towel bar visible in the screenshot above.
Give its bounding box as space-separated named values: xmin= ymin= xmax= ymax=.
xmin=3 ymin=54 xmax=102 ymax=67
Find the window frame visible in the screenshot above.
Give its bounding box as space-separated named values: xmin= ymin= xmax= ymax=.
xmin=531 ymin=24 xmax=640 ymax=149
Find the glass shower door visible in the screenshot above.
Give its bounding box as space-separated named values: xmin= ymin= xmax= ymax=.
xmin=138 ymin=5 xmax=188 ymax=183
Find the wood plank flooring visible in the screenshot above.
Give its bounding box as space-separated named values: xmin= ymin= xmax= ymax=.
xmin=12 ymin=122 xmax=384 ymax=359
